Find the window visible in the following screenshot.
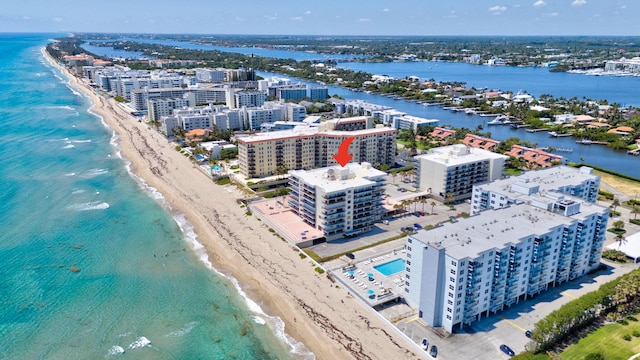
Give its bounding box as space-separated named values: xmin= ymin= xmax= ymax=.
xmin=448 ymin=300 xmax=453 ymax=305
xmin=451 ymin=260 xmax=457 ymax=266
xmin=449 ymin=285 xmax=454 ymax=290
xmin=458 ymin=285 xmax=463 ymax=291
xmin=485 ymin=289 xmax=489 ymax=294
xmin=450 ymin=269 xmax=456 ymax=275
xmin=408 ymin=238 xmax=412 ymax=243
xmin=446 ymin=315 xmax=452 ymax=320
xmin=448 ymin=292 xmax=454 ymax=298
xmin=407 ymin=260 xmax=411 ymax=266
xmin=450 ymin=277 xmax=455 ymax=282
xmin=447 ymin=307 xmax=452 ymax=313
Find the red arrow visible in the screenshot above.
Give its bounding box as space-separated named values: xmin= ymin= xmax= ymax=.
xmin=333 ymin=136 xmax=355 ymax=167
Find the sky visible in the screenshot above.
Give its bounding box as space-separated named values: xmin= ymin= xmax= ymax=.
xmin=1 ymin=0 xmax=637 ymax=36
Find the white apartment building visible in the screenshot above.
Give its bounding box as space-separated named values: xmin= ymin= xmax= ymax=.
xmin=231 ymin=89 xmax=267 ymax=109
xmin=288 ymin=163 xmax=386 ymax=240
xmin=415 ymin=144 xmax=508 ymax=201
xmin=392 ymin=114 xmax=439 ymax=130
xmin=237 ymin=118 xmax=397 ymax=179
xmin=405 ymin=192 xmax=609 ymax=333
xmin=147 ymin=93 xmax=196 ymax=122
xmin=195 ymin=68 xmax=226 ymax=83
xmin=470 ymin=166 xmax=600 ymax=215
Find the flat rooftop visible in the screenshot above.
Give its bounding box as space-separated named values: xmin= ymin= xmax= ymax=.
xmin=290 ymin=163 xmax=386 ymax=193
xmin=236 ymin=125 xmax=396 ymax=144
xmin=410 ymin=197 xmax=606 ymax=260
xmin=476 ymin=166 xmax=599 ymax=195
xmin=416 ymin=144 xmax=508 ymax=166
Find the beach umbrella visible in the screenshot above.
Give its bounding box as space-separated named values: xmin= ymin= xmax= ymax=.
xmin=367 ymin=289 xmax=375 ymax=295
xmin=367 ymin=273 xmax=374 ymax=278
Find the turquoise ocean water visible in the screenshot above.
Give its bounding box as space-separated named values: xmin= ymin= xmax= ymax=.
xmin=0 ymin=34 xmax=308 ymax=359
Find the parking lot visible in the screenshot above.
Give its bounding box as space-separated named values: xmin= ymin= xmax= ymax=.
xmin=393 ymin=259 xmax=639 ymax=359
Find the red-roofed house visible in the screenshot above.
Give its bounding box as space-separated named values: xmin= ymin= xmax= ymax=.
xmin=505 ymin=145 xmax=562 ymax=169
xmin=430 ymin=127 xmax=456 ymax=140
xmin=463 ymin=134 xmax=500 ymax=151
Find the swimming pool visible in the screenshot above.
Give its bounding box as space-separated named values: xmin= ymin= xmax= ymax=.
xmin=374 ymin=258 xmax=406 ymax=277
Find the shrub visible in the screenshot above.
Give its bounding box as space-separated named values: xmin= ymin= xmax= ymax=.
xmin=599 ymin=190 xmax=614 ymax=200
xmin=633 ymin=330 xmax=640 ymax=337
xmin=630 ymin=219 xmax=640 ymax=226
xmin=623 ymin=334 xmax=632 ymax=341
xmin=314 ymin=267 xmax=325 ymax=274
xmin=618 ymin=319 xmax=629 ymax=325
xmin=602 ymin=249 xmax=629 ymax=263
xmin=245 ymin=211 xmax=252 ymax=216
xmin=298 ymin=253 xmax=307 ymax=259
xmin=584 ymin=353 xmax=605 ymax=360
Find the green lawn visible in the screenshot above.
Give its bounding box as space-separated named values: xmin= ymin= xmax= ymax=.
xmin=560 ymin=319 xmax=640 ymax=360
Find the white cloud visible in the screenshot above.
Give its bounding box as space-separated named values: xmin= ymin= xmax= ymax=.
xmin=359 ymin=18 xmax=371 ymax=22
xmin=620 ymin=5 xmax=627 ymax=9
xmin=22 ymin=16 xmax=30 ymax=20
xmin=572 ymin=0 xmax=586 ymax=6
xmin=53 ymin=17 xmax=63 ymax=22
xmin=235 ymin=16 xmax=245 ymax=21
xmin=513 ymin=4 xmax=521 ymax=7
xmin=444 ymin=11 xmax=458 ymax=19
xmin=383 ymin=8 xmax=390 ymax=12
xmin=291 ymin=16 xmax=303 ymax=21
xmin=304 ymin=10 xmax=311 ymax=15
xmin=489 ymin=6 xmax=507 ymax=14
xmin=264 ymin=14 xmax=277 ymax=21
xmin=533 ymin=0 xmax=546 ymax=7
xmin=544 ymin=12 xmax=559 ymax=16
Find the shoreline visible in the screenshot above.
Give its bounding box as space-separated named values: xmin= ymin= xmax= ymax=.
xmin=42 ymin=47 xmax=421 ymax=360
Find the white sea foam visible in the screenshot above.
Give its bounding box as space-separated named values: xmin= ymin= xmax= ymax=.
xmin=47 ymin=105 xmax=76 ymax=111
xmin=83 ymin=168 xmax=108 ymax=178
xmin=251 ymin=315 xmax=266 ymax=325
xmin=65 ymin=173 xmax=76 ymax=177
xmin=62 ymin=144 xmax=75 ymax=149
xmin=128 ymin=336 xmax=151 ymax=350
xmin=71 ymin=189 xmax=85 ymax=194
xmin=72 ymin=139 xmax=92 ymax=143
xmin=107 ymin=345 xmax=125 ymax=355
xmin=68 ymin=201 xmax=110 ymax=211
xmin=167 ymin=321 xmax=198 ymax=337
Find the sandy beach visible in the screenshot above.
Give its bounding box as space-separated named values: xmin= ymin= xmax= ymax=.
xmin=43 ymin=48 xmax=421 ymax=360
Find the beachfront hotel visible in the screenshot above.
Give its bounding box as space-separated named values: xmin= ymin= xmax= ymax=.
xmin=470 ymin=165 xmax=600 ymax=215
xmin=287 ymin=163 xmax=386 ymax=240
xmin=414 ymin=144 xmax=508 ymax=201
xmin=405 ymin=190 xmax=609 ymax=333
xmin=237 ymin=116 xmax=397 ymax=179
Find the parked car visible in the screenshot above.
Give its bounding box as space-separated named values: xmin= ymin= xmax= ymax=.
xmin=345 ymin=253 xmax=355 ymax=260
xmin=499 ymin=344 xmax=515 ymax=356
xmin=429 ymin=345 xmax=438 ymax=358
xmin=382 ymin=219 xmax=389 ymax=225
xmin=398 ymin=188 xmax=407 ymax=192
xmin=401 ymin=227 xmax=415 ymax=233
xmin=525 ymin=330 xmax=532 ymax=338
xmin=420 ymin=338 xmax=429 ymax=351
xmin=413 ymin=223 xmax=423 ymax=229
xmin=418 ymin=211 xmax=426 ymax=216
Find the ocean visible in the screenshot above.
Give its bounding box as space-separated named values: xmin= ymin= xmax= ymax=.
xmin=0 ymin=34 xmax=306 ymax=359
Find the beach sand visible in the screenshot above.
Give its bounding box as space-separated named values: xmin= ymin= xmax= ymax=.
xmin=43 ymin=49 xmax=422 ymax=360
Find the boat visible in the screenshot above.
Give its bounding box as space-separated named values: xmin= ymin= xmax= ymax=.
xmin=487 ymin=114 xmax=510 ymax=125
xmin=464 ymin=108 xmax=476 ymax=115
xmin=576 ymin=139 xmax=592 ymax=145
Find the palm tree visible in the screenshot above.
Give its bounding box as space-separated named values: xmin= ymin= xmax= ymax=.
xmin=391 ymin=172 xmax=398 ymax=184
xmin=613 ymin=220 xmax=626 ymax=234
xmin=421 ymin=198 xmax=427 ymax=212
xmin=430 ymin=201 xmax=437 ymax=214
xmin=631 ymin=206 xmax=640 ymax=220
xmin=615 ymin=233 xmax=627 ymax=249
xmin=611 ymin=198 xmax=620 ymax=212
xmin=445 ymin=192 xmax=455 ymax=206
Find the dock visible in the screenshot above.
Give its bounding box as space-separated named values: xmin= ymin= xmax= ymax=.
xmin=526 ymin=128 xmax=548 ymax=133
xmin=539 ymin=147 xmax=573 ymax=153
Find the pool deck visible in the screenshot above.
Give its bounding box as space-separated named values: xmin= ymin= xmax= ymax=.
xmin=329 ymin=249 xmax=407 ymax=307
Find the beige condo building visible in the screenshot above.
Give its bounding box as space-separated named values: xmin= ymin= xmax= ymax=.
xmin=237 ymin=117 xmax=397 ymax=179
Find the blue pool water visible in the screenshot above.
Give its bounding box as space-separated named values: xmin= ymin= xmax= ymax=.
xmin=374 ymin=259 xmax=406 ymax=277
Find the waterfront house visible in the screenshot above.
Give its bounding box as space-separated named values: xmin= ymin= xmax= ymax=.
xmin=463 ymin=134 xmax=500 ymax=151
xmin=505 ymin=145 xmax=562 ymax=169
